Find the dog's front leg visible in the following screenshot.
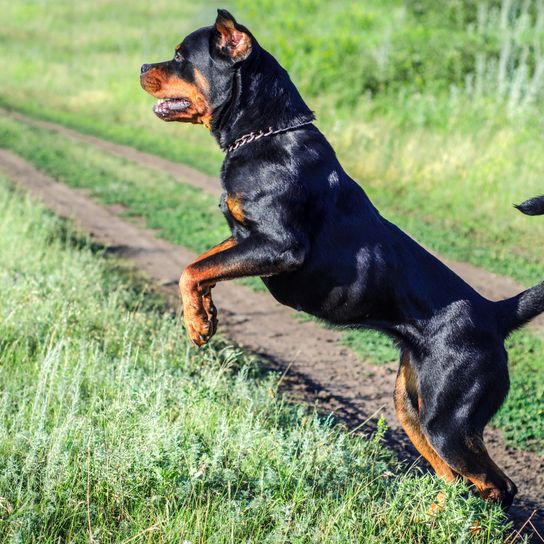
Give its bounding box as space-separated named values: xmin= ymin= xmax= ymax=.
xmin=179 ymin=235 xmax=306 ymax=346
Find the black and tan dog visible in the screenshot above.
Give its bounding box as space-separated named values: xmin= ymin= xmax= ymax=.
xmin=140 ymin=9 xmax=544 ymax=508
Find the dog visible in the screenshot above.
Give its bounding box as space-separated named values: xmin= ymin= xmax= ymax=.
xmin=140 ymin=9 xmax=544 ymax=508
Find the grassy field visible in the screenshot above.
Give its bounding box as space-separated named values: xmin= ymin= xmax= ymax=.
xmin=1 ymin=114 xmax=542 ymax=454
xmin=1 ymin=0 xmax=543 ymax=451
xmin=0 ymin=180 xmax=515 ymax=542
xmin=0 ymin=0 xmax=543 ymax=286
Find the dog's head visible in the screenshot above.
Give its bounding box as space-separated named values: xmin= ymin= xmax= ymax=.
xmin=140 ymin=9 xmax=254 ymax=128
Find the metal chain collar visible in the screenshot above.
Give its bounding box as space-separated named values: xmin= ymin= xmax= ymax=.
xmin=226 ymin=120 xmax=314 ymax=154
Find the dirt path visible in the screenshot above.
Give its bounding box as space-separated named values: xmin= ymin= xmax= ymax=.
xmin=3 ymin=107 xmax=543 ymax=334
xmin=1 ymin=149 xmax=542 ymax=539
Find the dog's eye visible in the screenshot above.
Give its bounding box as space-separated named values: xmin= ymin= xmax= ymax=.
xmin=174 ymin=51 xmax=183 ymax=63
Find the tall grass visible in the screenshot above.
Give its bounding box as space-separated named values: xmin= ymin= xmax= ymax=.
xmin=463 ymin=0 xmax=544 ymax=110
xmin=0 ymin=181 xmax=513 ymax=542
xmin=233 ymin=0 xmax=544 ymax=110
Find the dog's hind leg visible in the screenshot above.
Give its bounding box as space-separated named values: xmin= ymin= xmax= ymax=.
xmin=394 ymin=351 xmax=458 ymax=481
xmin=426 ymin=428 xmax=517 ymax=508
xmin=419 ymin=348 xmax=517 ymax=508
xmin=459 ymin=434 xmax=517 ymax=506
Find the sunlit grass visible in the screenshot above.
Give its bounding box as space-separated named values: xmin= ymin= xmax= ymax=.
xmin=1 ymin=114 xmax=542 ymax=453
xmin=0 ymin=181 xmax=513 ymax=542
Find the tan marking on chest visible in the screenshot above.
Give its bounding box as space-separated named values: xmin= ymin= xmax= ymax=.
xmin=226 ymin=194 xmax=245 ymax=224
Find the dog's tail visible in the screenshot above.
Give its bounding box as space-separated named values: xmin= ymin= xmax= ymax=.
xmin=497 ymin=195 xmax=544 ymax=335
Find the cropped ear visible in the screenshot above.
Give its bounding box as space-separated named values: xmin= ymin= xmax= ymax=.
xmin=214 ymin=9 xmax=252 ymax=61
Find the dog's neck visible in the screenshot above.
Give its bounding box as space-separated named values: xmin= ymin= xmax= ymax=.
xmin=211 ymin=47 xmax=315 ymax=151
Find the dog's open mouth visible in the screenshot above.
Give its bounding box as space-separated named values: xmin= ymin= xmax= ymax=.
xmin=153 ymin=97 xmax=191 ymax=118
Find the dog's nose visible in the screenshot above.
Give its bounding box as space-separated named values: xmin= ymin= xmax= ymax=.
xmin=140 ymin=64 xmax=151 ymax=74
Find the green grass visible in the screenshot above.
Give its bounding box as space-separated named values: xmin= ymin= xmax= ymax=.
xmin=0 ymin=0 xmax=542 ymax=286
xmin=0 ymin=116 xmax=229 ymax=256
xmin=496 ymin=331 xmax=544 ymax=451
xmin=0 ymin=0 xmax=223 ymax=176
xmin=1 ymin=114 xmax=542 ymax=453
xmin=0 ymin=180 xmax=515 ymax=542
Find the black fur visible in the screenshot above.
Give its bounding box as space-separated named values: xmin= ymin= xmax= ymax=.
xmin=141 ymin=10 xmax=543 ymax=508
xmin=515 ymin=195 xmax=544 ymax=216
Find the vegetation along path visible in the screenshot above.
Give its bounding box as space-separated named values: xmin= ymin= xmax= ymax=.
xmin=3 ymin=107 xmax=543 ymax=334
xmin=1 ymin=149 xmax=542 ymax=538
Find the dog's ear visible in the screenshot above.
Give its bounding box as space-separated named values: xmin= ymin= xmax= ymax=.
xmin=214 ymin=9 xmax=252 ymax=61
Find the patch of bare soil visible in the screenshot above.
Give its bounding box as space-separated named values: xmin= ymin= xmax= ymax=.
xmin=2 ymin=149 xmax=542 ymax=540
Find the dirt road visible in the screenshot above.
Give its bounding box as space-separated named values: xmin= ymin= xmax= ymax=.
xmin=2 ymin=149 xmax=542 ymax=539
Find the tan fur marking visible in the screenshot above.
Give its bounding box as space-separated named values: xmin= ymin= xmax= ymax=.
xmin=178 ymin=238 xmax=237 ymax=347
xmin=193 ymin=238 xmax=236 ymax=264
xmin=226 ymin=194 xmax=245 ymax=224
xmin=453 ymin=437 xmax=516 ymax=503
xmin=194 ymin=67 xmax=209 ymax=93
xmin=394 ymin=353 xmax=457 ymax=481
xmin=194 ymin=68 xmax=212 ymax=128
xmin=140 ymin=66 xmax=212 ymax=126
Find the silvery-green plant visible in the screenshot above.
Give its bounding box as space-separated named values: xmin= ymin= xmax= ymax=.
xmin=464 ymin=0 xmax=544 ymax=111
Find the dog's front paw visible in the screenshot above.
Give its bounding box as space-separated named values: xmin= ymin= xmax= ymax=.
xmin=183 ymin=299 xmax=214 ymax=347
xmin=179 ymin=269 xmax=219 ymax=347
xmin=180 ymin=285 xmax=217 ymax=347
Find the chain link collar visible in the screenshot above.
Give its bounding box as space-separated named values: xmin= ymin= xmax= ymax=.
xmin=225 ymin=120 xmax=314 ymax=154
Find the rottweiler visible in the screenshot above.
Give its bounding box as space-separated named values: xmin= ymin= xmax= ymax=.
xmin=140 ymin=9 xmax=544 ymax=508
